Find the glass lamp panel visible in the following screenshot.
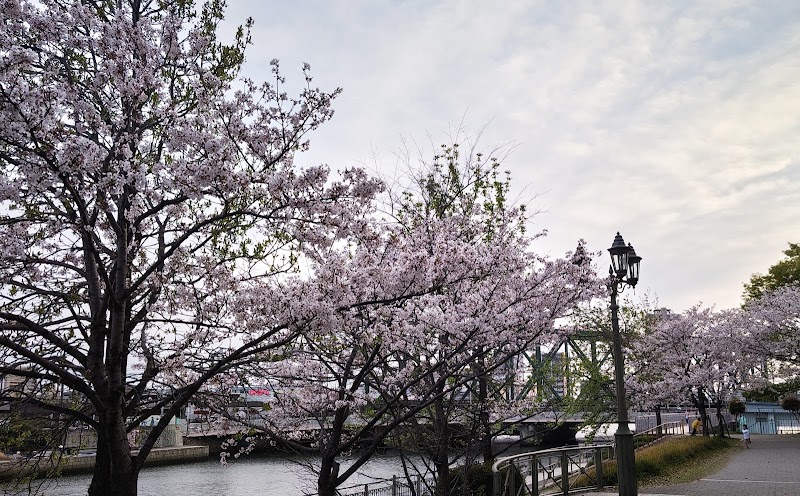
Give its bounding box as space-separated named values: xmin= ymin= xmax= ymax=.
xmin=627 ymin=244 xmax=642 ymax=286
xmin=608 ymin=232 xmax=629 ymax=278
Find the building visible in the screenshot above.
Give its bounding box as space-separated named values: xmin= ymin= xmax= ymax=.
xmin=739 ymin=401 xmax=800 ymax=434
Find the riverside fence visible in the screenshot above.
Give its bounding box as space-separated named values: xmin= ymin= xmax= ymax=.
xmin=492 ymin=444 xmax=614 ymax=496
xmin=334 ymin=474 xmax=471 ymax=496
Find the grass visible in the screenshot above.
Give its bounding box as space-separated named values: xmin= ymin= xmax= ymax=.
xmin=574 ymin=435 xmax=737 ymax=489
xmin=637 ymin=436 xmax=738 ymax=487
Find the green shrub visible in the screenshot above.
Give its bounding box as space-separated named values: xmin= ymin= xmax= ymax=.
xmin=633 ymin=434 xmax=657 ymax=449
xmin=448 ymin=463 xmax=493 ymax=495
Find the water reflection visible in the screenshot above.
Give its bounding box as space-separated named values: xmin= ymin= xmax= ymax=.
xmin=2 ymin=452 xmax=421 ymax=496
xmin=1 ymin=443 xmax=562 ymax=495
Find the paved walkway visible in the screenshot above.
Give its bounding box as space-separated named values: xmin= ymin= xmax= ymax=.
xmin=580 ymin=434 xmax=800 ymax=496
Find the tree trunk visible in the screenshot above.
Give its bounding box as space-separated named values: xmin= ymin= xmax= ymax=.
xmin=88 ymin=408 xmax=140 ymax=496
xmin=317 ymin=406 xmax=347 ymax=496
xmin=88 ymin=467 xmax=139 ymax=496
xmin=477 ymin=360 xmax=493 ymax=496
xmin=88 ymin=437 xmax=112 ymax=496
xmin=317 ymin=458 xmax=340 ymax=496
xmin=433 ymin=394 xmax=451 ymax=496
xmin=88 ymin=443 xmax=140 ymax=496
xmin=715 ymin=403 xmax=726 ymax=438
xmin=697 ymin=389 xmax=710 ymax=437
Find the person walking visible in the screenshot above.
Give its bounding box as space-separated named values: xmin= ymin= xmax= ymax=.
xmin=739 ymin=424 xmax=751 ymax=448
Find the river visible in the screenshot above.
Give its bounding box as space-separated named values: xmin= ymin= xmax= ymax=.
xmin=2 ymin=452 xmax=426 ymax=496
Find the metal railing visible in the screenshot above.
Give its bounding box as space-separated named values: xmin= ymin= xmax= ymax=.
xmin=334 ymin=474 xmax=486 ymax=496
xmin=335 ymin=475 xmax=433 ymax=496
xmin=747 ymin=414 xmax=800 ymax=435
xmin=492 ymin=444 xmax=614 ymax=496
xmin=633 ymin=420 xmax=684 ymax=444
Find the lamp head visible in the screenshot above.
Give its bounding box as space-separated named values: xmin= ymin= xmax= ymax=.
xmin=608 ymin=232 xmax=629 ymax=279
xmin=626 ymin=244 xmax=642 ymax=287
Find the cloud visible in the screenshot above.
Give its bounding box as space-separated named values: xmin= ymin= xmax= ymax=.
xmin=221 ymin=0 xmax=800 ymax=311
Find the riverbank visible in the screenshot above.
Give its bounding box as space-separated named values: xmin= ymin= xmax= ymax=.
xmin=0 ymin=445 xmax=209 ymax=480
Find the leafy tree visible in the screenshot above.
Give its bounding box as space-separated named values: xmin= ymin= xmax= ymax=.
xmin=781 ymin=394 xmax=800 ymax=425
xmin=566 ymin=297 xmax=656 ymax=428
xmin=0 ymin=1 xmax=379 ymax=495
xmin=744 ymin=243 xmax=800 ymax=301
xmin=742 ymin=378 xmax=800 ymax=403
xmin=780 ymin=395 xmax=800 ymax=413
xmin=728 ymin=398 xmax=746 ymax=419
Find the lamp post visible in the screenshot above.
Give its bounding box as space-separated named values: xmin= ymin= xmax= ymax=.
xmin=608 ymin=232 xmax=642 ymax=496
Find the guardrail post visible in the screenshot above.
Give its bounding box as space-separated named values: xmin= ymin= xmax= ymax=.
xmin=493 ymin=468 xmax=501 ymax=496
xmin=392 ymin=475 xmax=397 ymax=496
xmin=509 ymin=462 xmax=516 ymax=496
xmin=561 ymin=451 xmax=569 ymax=495
xmin=531 ymin=456 xmax=538 ymax=496
xmin=595 ymin=446 xmax=604 ymax=490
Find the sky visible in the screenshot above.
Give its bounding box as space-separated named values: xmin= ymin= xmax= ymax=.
xmin=219 ymin=0 xmax=800 ymax=313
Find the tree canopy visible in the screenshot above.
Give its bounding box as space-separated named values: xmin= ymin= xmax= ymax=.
xmin=744 ymin=242 xmax=800 ymax=301
xmin=0 ymin=1 xmax=379 ymax=494
xmin=626 ymin=306 xmax=760 ymax=434
xmin=220 ymin=141 xmax=599 ymax=496
xmin=0 ymin=2 xmax=603 ymax=495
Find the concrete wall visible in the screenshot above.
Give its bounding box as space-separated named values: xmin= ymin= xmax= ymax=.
xmin=64 ymin=424 xmax=184 ymax=450
xmin=0 ymin=446 xmax=209 ymax=480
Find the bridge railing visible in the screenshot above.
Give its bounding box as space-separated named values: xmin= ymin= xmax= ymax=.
xmin=492 ymin=444 xmax=614 ymax=496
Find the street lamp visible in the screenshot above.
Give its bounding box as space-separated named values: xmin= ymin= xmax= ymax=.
xmin=608 ymin=232 xmax=642 ymax=496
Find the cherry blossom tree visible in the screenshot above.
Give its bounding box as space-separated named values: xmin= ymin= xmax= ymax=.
xmin=738 ymin=284 xmax=800 ymax=384
xmin=226 ymin=142 xmax=599 ymax=496
xmin=382 ymin=143 xmax=598 ymax=495
xmin=627 ymin=306 xmax=757 ymax=436
xmin=739 ymin=243 xmax=800 ymax=385
xmin=740 ymin=285 xmax=800 ymax=366
xmin=0 ymin=1 xmax=380 ymax=495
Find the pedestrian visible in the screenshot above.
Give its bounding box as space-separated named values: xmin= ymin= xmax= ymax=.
xmin=740 ymin=424 xmax=751 ymax=448
xmin=691 ymin=416 xmax=701 ymax=436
